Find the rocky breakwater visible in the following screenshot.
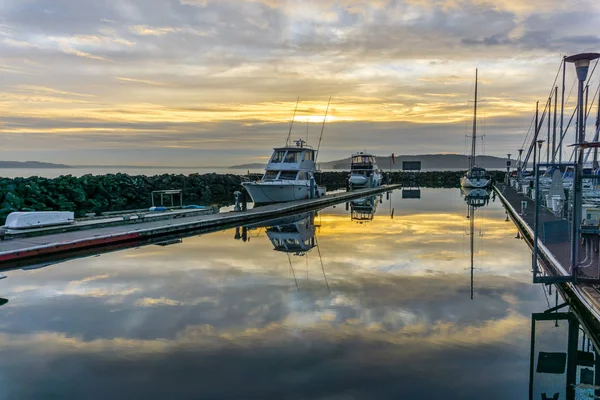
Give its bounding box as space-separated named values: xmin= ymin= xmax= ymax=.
xmin=0 ymin=170 xmax=506 ymax=224
xmin=0 ymin=173 xmax=248 ymax=224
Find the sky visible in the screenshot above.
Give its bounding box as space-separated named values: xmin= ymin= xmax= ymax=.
xmin=1 ymin=0 xmax=599 ymax=167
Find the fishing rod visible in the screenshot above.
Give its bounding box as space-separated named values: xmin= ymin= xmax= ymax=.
xmin=314 ymin=97 xmax=331 ymax=163
xmin=285 ymin=97 xmax=300 ymax=147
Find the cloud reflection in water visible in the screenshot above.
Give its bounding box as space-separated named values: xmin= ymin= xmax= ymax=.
xmin=0 ymin=189 xmax=541 ymax=399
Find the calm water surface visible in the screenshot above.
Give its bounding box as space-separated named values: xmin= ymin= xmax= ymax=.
xmin=0 ymin=188 xmax=581 ymax=399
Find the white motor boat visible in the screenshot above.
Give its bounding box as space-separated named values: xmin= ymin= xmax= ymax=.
xmin=461 ymin=69 xmax=491 ymax=189
xmin=348 ymin=152 xmax=383 ymax=189
xmin=242 ymin=139 xmax=326 ymax=205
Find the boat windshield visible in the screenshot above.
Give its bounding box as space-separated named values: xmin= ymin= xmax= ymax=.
xmin=263 ymin=171 xmax=279 ymax=180
xmin=470 ymin=169 xmax=487 ymax=178
xmin=352 ymin=155 xmax=374 ymax=169
xmin=271 ymin=151 xmax=285 ymax=163
xmin=284 ymin=151 xmax=302 ymax=163
xmin=279 ymin=171 xmax=298 ymax=180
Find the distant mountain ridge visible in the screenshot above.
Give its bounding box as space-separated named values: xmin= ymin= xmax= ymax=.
xmin=0 ymin=161 xmax=71 ymax=168
xmin=230 ymin=154 xmax=510 ymax=170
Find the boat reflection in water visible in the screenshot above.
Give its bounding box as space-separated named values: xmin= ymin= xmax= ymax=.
xmin=235 ymin=212 xmax=316 ymax=251
xmin=265 ymin=212 xmax=316 ymax=255
xmin=349 ymin=195 xmax=381 ymax=223
xmin=235 ymin=211 xmax=329 ymax=291
xmin=530 ymin=283 xmax=600 ymax=399
xmin=462 ymin=187 xmax=490 ymax=300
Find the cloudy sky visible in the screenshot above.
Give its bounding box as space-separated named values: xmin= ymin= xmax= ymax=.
xmin=1 ymin=0 xmax=599 ymax=166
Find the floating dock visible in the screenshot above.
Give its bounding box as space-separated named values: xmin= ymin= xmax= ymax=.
xmin=494 ymin=182 xmax=600 ymax=322
xmin=0 ymin=185 xmax=400 ymax=268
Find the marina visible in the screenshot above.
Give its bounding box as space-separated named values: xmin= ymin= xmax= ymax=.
xmin=1 ymin=0 xmax=599 ymax=396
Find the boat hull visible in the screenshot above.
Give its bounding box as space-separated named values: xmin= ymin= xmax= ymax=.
xmin=242 ymin=182 xmax=325 ymax=205
xmin=348 ymin=173 xmax=382 ymax=189
xmin=460 ymin=176 xmax=490 ymax=189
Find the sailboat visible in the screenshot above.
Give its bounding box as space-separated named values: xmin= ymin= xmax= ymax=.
xmin=460 ymin=69 xmax=491 ymax=189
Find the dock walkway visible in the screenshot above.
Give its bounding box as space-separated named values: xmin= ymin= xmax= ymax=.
xmin=0 ymin=185 xmax=400 ymax=267
xmin=494 ymin=183 xmax=600 ymax=321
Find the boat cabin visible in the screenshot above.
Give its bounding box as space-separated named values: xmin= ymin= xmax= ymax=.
xmin=263 ymin=139 xmax=316 ymax=181
xmin=351 ymin=152 xmax=377 ymax=176
xmin=351 ymin=153 xmax=375 ymax=169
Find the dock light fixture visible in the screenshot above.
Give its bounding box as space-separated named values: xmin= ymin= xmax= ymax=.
xmin=517 ymin=148 xmax=524 ymax=181
xmin=506 ymin=153 xmax=512 ymax=184
xmin=534 ymin=140 xmax=545 ymax=180
xmin=565 ymin=53 xmax=600 ymax=278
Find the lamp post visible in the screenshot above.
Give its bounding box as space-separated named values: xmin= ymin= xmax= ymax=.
xmin=506 ymin=153 xmax=512 ymax=184
xmin=533 ymin=140 xmax=544 ymax=182
xmin=517 ymin=148 xmax=524 ymax=182
xmin=565 ymin=52 xmax=600 ymax=278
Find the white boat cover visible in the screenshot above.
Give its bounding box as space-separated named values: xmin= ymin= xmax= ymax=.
xmin=5 ymin=211 xmax=75 ymax=229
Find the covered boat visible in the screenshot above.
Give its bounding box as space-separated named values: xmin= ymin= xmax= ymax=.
xmin=4 ymin=211 xmax=74 ymax=230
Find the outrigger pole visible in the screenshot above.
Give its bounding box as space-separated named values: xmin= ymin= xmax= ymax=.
xmin=285 ymin=97 xmax=300 ymax=147
xmin=315 ymin=97 xmax=331 ymax=163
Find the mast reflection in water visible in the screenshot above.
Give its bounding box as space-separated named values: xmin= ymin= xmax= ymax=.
xmin=462 ymin=187 xmax=491 ymax=300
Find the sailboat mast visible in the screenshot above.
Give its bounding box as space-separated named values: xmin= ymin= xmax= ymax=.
xmin=469 ymin=206 xmax=475 ymax=300
xmin=471 ymin=69 xmax=478 ymax=170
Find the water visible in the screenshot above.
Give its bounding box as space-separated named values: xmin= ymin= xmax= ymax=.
xmin=0 ymin=188 xmax=593 ymax=399
xmin=0 ymin=167 xmax=494 ymax=179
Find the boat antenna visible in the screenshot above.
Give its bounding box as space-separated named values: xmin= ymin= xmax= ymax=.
xmin=315 ymin=97 xmax=331 ymax=163
xmin=285 ymin=97 xmax=300 ymax=147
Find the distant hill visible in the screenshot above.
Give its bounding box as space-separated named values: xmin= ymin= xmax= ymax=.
xmin=321 ymin=154 xmax=510 ymax=170
xmin=231 ymin=154 xmax=510 ymax=170
xmin=0 ymin=161 xmax=71 ymax=168
xmin=229 ymin=163 xmax=267 ymax=169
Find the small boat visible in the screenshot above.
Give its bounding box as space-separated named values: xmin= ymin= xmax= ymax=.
xmin=461 ymin=69 xmax=490 ymax=189
xmin=242 ymin=139 xmax=326 ymax=205
xmin=348 ymin=152 xmax=383 ymax=189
